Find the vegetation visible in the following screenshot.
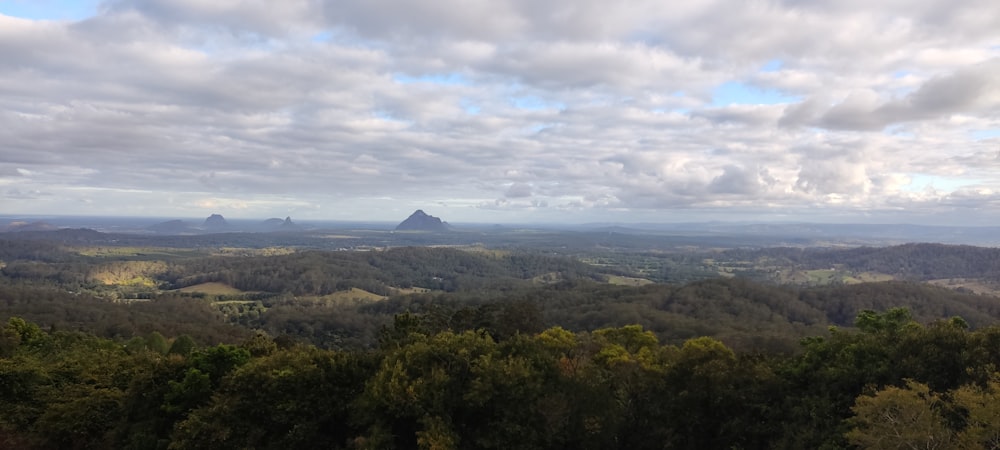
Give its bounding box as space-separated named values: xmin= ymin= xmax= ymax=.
xmin=3 ymin=310 xmax=1000 ymax=449
xmin=5 ymin=233 xmax=1000 ymax=448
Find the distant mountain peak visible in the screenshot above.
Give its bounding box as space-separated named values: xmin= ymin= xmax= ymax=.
xmin=395 ymin=210 xmax=451 ymax=232
xmin=203 ymin=214 xmax=228 ymax=229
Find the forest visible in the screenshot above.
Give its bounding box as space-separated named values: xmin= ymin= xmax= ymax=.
xmin=4 ymin=309 xmax=1000 ymax=449
xmin=4 ymin=232 xmax=1000 ymax=448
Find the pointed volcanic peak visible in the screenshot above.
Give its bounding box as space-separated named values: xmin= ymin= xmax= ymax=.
xmin=261 ymin=216 xmax=300 ymax=231
xmin=395 ymin=210 xmax=451 ymax=232
xmin=202 ymin=213 xmax=228 ymax=230
xmin=280 ymin=216 xmax=299 ymax=230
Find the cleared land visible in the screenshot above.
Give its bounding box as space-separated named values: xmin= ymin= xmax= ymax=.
xmin=606 ymin=275 xmax=655 ymax=286
xmin=176 ymin=282 xmax=245 ymax=295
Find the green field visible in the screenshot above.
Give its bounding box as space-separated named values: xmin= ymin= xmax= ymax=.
xmin=606 ymin=275 xmax=654 ymax=286
xmin=176 ymin=282 xmax=246 ymax=295
xmin=314 ymin=288 xmax=386 ymax=302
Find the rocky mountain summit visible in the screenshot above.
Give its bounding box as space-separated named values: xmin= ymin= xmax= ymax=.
xmin=202 ymin=214 xmax=228 ymax=230
xmin=394 ymin=210 xmax=450 ymax=232
xmin=261 ymin=216 xmax=299 ymax=231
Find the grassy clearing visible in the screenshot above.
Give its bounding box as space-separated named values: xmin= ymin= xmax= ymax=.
xmin=928 ymin=278 xmax=1000 ymax=296
xmin=296 ymin=289 xmax=388 ymax=306
xmin=776 ymin=269 xmax=895 ymax=285
xmin=392 ymin=287 xmax=434 ymax=295
xmin=605 ymin=275 xmax=654 ymax=286
xmin=847 ymin=272 xmax=895 ymax=283
xmin=459 ymin=246 xmax=511 ymax=258
xmin=318 ymin=288 xmax=386 ymax=302
xmin=176 ymin=282 xmax=245 ymax=295
xmin=532 ymin=272 xmax=565 ymax=284
xmin=213 ymin=247 xmax=297 ymax=257
xmin=805 ymin=269 xmax=838 ymax=284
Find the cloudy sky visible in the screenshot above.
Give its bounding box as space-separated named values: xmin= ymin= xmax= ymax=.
xmin=1 ymin=0 xmax=998 ymax=224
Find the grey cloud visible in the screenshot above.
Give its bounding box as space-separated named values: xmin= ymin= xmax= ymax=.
xmin=795 ymin=159 xmax=871 ymax=195
xmin=694 ymin=105 xmax=783 ymax=127
xmin=485 ymin=42 xmax=706 ymax=91
xmin=0 ymin=166 xmax=24 ymax=177
xmin=6 ymin=189 xmax=51 ymax=199
xmin=939 ymin=189 xmax=1000 ymax=208
xmin=505 ymin=183 xmax=533 ymax=198
xmin=778 ymin=95 xmax=832 ymax=128
xmin=818 ymin=90 xmax=884 ymax=130
xmin=104 ymin=0 xmax=321 ymax=37
xmin=784 ymin=60 xmax=1000 ymax=130
xmin=872 ymin=62 xmax=997 ymax=119
xmin=708 ymin=165 xmax=762 ymax=195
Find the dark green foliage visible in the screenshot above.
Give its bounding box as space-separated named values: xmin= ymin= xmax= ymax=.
xmin=146 ymin=331 xmax=169 ymax=354
xmin=170 ymin=348 xmax=378 ymax=449
xmin=6 ymin=312 xmax=1000 ymax=449
xmin=167 ymin=335 xmax=197 ymax=357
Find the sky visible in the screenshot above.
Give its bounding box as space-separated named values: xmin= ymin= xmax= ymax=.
xmin=1 ymin=0 xmax=999 ymax=225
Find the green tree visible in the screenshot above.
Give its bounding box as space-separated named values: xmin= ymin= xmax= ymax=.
xmin=952 ymin=378 xmax=1000 ymax=449
xmin=146 ymin=332 xmax=170 ymax=355
xmin=170 ymin=347 xmax=377 ymax=450
xmin=168 ymin=335 xmax=197 ymax=357
xmin=845 ymin=380 xmax=956 ymax=450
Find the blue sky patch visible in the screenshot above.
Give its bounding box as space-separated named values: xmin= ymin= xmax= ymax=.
xmin=509 ymin=96 xmax=565 ymax=111
xmin=905 ymin=174 xmax=974 ymax=193
xmin=712 ymin=81 xmax=798 ymax=106
xmin=761 ymin=59 xmax=783 ymax=72
xmin=311 ymin=32 xmax=334 ymax=43
xmin=884 ymin=124 xmax=915 ymax=138
xmin=460 ymin=99 xmax=480 ymax=115
xmin=0 ymin=0 xmax=100 ymax=20
xmin=971 ymin=129 xmax=1000 ymax=140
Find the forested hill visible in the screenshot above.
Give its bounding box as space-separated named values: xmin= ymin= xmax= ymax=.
xmin=4 ymin=238 xmax=1000 ymax=351
xmin=368 ymin=278 xmax=1000 ymax=352
xmin=163 ymin=247 xmax=604 ymax=295
xmin=3 ymin=275 xmax=999 ymax=353
xmin=722 ymin=243 xmax=1000 ymax=281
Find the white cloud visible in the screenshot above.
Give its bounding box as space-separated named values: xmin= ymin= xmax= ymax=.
xmin=0 ymin=0 xmax=998 ymax=224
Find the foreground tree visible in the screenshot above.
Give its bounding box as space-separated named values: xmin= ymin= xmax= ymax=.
xmin=846 ymin=380 xmax=955 ymax=449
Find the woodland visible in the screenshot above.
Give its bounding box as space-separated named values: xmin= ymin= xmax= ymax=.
xmin=3 ymin=231 xmax=1000 ymax=449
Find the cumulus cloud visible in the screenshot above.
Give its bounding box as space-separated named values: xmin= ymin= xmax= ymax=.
xmin=0 ymin=0 xmax=998 ymax=223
